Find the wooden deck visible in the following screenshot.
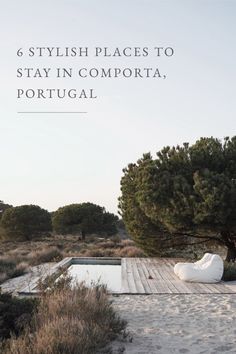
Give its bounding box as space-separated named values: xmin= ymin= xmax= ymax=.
xmin=121 ymin=258 xmax=236 ymax=294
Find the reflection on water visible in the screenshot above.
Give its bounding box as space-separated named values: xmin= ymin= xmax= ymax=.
xmin=67 ymin=264 xmax=121 ymax=293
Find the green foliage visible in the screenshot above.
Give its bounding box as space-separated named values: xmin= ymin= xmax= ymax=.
xmin=119 ymin=137 xmax=236 ymax=259
xmin=0 ymin=292 xmax=37 ymax=340
xmin=0 ymin=201 xmax=12 ymax=220
xmin=222 ymin=262 xmax=236 ymax=281
xmin=101 ymin=211 xmax=119 ymax=235
xmin=1 ymin=205 xmax=52 ymax=241
xmin=52 ymin=202 xmax=118 ymax=238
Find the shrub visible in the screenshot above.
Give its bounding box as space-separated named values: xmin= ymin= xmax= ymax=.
xmin=116 ymin=246 xmax=145 ymax=258
xmin=1 ymin=205 xmax=52 ymax=241
xmin=3 ymin=281 xmax=127 ymax=354
xmin=95 ymin=240 xmax=117 ymax=249
xmin=81 ymin=248 xmax=114 ymax=257
xmin=119 ymin=239 xmax=135 ymax=247
xmin=222 ymin=262 xmax=236 ymax=281
xmin=28 ymin=247 xmax=62 ymax=266
xmin=0 ymin=256 xmax=28 ymax=284
xmin=0 ymin=292 xmax=37 ymax=340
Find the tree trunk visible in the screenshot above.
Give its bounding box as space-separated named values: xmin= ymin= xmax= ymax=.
xmin=220 ymin=231 xmax=236 ymax=262
xmin=226 ymin=245 xmax=236 ymax=262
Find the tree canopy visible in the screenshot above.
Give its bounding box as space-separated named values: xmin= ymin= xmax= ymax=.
xmin=119 ymin=137 xmax=236 ymax=261
xmin=52 ymin=202 xmax=118 ymax=238
xmin=1 ymin=205 xmax=52 ymax=241
xmin=0 ymin=201 xmax=12 ymax=220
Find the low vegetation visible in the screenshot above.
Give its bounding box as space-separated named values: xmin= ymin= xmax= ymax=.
xmin=0 ymin=256 xmax=29 ymax=284
xmin=28 ymin=247 xmax=63 ymax=266
xmin=0 ymin=245 xmax=64 ymax=284
xmin=222 ymin=262 xmax=236 ymax=281
xmin=0 ymin=235 xmax=144 ymax=285
xmin=1 ymin=279 xmax=127 ymax=354
xmin=0 ymin=293 xmax=37 ymax=341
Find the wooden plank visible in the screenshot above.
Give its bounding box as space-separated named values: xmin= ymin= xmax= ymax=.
xmin=163 ymin=258 xmax=219 ymax=294
xmin=204 ymin=282 xmax=234 ymax=294
xmin=129 ymin=258 xmax=146 ymax=293
xmin=139 ymin=258 xmax=160 ymax=293
xmin=162 ymin=258 xmax=235 ymax=294
xmin=121 ymin=258 xmax=129 ymax=293
xmin=159 ymin=258 xmax=194 ymax=293
xmin=164 ymin=258 xmax=205 ymax=294
xmin=155 ymin=258 xmax=183 ymax=293
xmin=143 ymin=258 xmax=169 ymax=293
xmin=121 ymin=257 xmax=236 ymax=295
xmin=124 ymin=258 xmax=138 ymax=293
xmin=170 ymin=258 xmax=236 ymax=293
xmin=148 ymin=258 xmax=177 ymax=293
xmin=168 ymin=258 xmax=214 ymax=293
xmin=133 ymin=258 xmax=152 ymax=293
xmin=145 ymin=258 xmax=172 ymax=293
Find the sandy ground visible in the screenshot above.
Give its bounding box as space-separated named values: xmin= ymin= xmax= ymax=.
xmin=2 ymin=265 xmax=236 ymax=354
xmin=112 ymin=294 xmax=236 ymax=354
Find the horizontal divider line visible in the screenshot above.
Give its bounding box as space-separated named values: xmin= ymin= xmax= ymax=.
xmin=17 ymin=111 xmax=87 ymax=114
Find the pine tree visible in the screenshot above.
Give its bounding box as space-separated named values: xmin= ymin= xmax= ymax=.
xmin=119 ymin=137 xmax=236 ymax=261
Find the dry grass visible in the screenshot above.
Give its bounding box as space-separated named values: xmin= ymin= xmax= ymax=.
xmin=116 ymin=246 xmax=144 ymax=257
xmin=0 ymin=256 xmax=29 ymax=283
xmin=0 ymin=234 xmax=144 ymax=284
xmin=76 ymin=239 xmax=144 ymax=258
xmin=0 ymin=246 xmax=64 ymax=284
xmin=27 ymin=247 xmax=63 ymax=265
xmin=3 ymin=278 xmax=127 ymax=354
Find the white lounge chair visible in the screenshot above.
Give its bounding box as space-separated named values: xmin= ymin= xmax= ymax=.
xmin=174 ymin=253 xmax=213 ymax=277
xmin=174 ymin=253 xmax=224 ymax=283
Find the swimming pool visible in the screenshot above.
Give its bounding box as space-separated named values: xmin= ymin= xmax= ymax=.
xmin=67 ymin=264 xmax=121 ymax=292
xmin=19 ymin=257 xmax=122 ymax=295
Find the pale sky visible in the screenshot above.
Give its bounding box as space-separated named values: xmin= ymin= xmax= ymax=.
xmin=0 ymin=0 xmax=236 ymax=214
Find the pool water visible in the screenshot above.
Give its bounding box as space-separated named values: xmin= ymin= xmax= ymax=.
xmin=67 ymin=264 xmax=122 ymax=293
